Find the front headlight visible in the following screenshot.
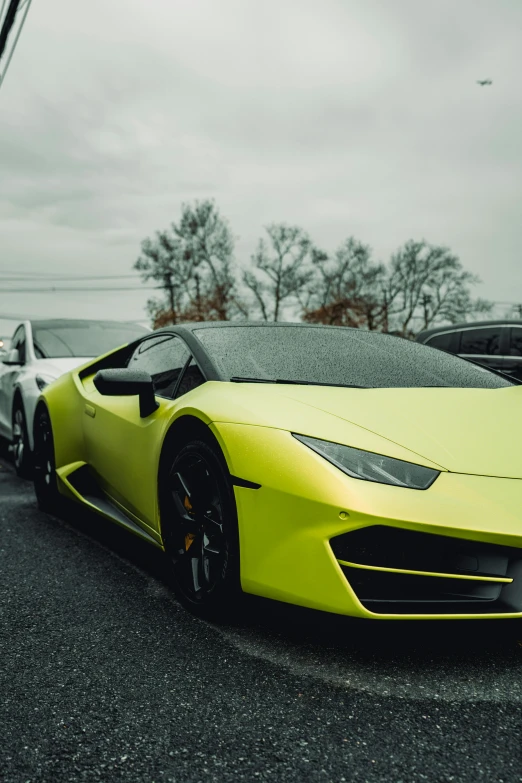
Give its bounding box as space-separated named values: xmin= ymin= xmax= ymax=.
xmin=35 ymin=373 xmax=57 ymax=391
xmin=293 ymin=434 xmax=439 ymax=490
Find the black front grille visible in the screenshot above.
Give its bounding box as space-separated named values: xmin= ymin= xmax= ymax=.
xmin=330 ymin=526 xmax=522 ymax=615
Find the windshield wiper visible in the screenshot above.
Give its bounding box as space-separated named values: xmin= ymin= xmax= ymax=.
xmin=229 ymin=376 xmax=369 ymax=389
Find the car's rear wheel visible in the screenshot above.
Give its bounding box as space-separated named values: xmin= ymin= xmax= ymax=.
xmin=33 ymin=406 xmax=62 ymax=513
xmin=12 ymin=400 xmax=32 ymax=478
xmin=161 ymin=437 xmax=242 ymax=620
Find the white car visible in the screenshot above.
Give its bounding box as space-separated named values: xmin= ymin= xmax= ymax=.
xmin=0 ymin=318 xmax=151 ymax=476
xmin=0 ymin=336 xmax=10 ymax=359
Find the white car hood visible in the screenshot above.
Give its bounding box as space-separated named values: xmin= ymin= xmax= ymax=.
xmin=36 ymin=357 xmax=93 ymax=378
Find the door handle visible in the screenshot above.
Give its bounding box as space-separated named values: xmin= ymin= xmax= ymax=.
xmin=85 ymin=404 xmax=96 ymax=418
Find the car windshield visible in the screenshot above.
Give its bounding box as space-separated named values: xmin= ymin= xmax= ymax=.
xmin=33 ymin=323 xmax=150 ymax=359
xmin=194 ymin=325 xmax=513 ymax=389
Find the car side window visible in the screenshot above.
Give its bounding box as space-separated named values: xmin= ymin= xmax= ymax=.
xmin=12 ymin=327 xmax=26 ymax=364
xmin=460 ymin=327 xmax=500 ymax=356
xmin=509 ymin=328 xmax=522 ymax=357
xmin=426 ymin=332 xmax=454 ymax=352
xmin=10 ymin=328 xmax=22 ymax=349
xmin=175 ymin=358 xmax=206 ymax=398
xmin=128 ymin=335 xmax=190 ymax=399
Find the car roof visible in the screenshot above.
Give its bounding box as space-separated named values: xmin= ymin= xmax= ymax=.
xmin=156 ymin=320 xmax=371 ymax=336
xmin=30 ymin=319 xmax=148 ymax=329
xmin=416 ymin=320 xmax=522 ymax=342
xmin=151 ymin=321 xmax=408 ymax=381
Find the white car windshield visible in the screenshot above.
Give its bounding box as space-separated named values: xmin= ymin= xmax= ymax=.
xmin=32 ymin=322 xmax=150 ymax=359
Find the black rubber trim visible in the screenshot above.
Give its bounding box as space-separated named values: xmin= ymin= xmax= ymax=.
xmin=230 ymin=475 xmax=261 ymax=490
xmin=171 ymin=354 xmax=193 ymax=399
xmin=78 ymin=342 xmax=138 ymax=380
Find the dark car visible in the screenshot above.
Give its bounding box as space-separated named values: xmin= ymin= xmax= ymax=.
xmin=415 ymin=320 xmax=522 ymax=381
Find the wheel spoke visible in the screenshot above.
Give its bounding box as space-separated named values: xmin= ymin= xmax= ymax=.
xmin=190 ymin=557 xmax=202 ymax=594
xmin=12 ymin=412 xmax=25 ymax=468
xmin=172 ymin=471 xmax=192 ymax=500
xmin=171 ymin=490 xmax=196 ymax=524
xmin=34 ymin=415 xmax=54 ymax=485
xmin=202 ymin=509 xmax=223 ymax=534
xmin=201 ymin=550 xmax=221 ymax=585
xmin=203 ymin=541 xmax=220 ymax=556
xmin=167 ymin=449 xmax=228 ymax=602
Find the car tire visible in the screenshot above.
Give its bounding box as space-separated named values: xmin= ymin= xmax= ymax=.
xmin=160 ymin=436 xmax=242 ymax=621
xmin=12 ymin=400 xmax=32 ymax=478
xmin=33 ymin=406 xmax=63 ymax=514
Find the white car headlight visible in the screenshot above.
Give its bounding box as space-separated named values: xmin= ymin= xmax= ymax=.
xmin=35 ymin=373 xmax=58 ymax=391
xmin=293 ymin=434 xmax=439 ymax=490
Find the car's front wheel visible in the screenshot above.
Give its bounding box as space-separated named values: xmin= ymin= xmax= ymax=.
xmin=12 ymin=400 xmax=32 ymax=478
xmin=33 ymin=406 xmax=62 ymax=513
xmin=161 ymin=436 xmax=242 ymax=620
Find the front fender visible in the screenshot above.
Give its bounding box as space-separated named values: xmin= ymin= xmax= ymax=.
xmin=38 ymin=373 xmax=87 ymax=471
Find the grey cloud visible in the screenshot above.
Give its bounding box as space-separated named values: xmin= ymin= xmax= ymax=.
xmin=1 ymin=0 xmax=521 ymax=325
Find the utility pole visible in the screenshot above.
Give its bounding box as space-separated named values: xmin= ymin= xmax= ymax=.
xmin=0 ymin=0 xmax=33 ymax=91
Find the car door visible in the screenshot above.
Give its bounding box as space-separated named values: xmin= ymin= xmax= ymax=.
xmin=0 ymin=326 xmax=25 ymax=437
xmin=457 ymin=325 xmax=505 ymax=373
xmin=82 ymin=334 xmax=192 ymax=532
xmin=502 ymin=326 xmax=522 ymax=381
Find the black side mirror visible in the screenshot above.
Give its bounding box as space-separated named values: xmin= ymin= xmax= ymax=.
xmin=93 ymin=368 xmax=159 ymax=418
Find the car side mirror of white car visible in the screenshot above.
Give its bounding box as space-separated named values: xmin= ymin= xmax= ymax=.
xmin=93 ymin=368 xmax=159 ymax=418
xmin=2 ymin=348 xmax=21 ymax=366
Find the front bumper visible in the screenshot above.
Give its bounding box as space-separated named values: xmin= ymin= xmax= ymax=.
xmin=213 ymin=422 xmax=522 ymax=620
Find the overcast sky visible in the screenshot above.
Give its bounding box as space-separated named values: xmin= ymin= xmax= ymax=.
xmin=1 ymin=0 xmax=521 ymax=335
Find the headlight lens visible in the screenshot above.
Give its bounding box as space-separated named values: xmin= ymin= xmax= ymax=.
xmin=35 ymin=373 xmax=57 ymax=391
xmin=293 ymin=434 xmax=440 ymax=490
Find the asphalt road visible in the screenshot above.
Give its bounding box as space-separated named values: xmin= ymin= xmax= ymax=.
xmin=1 ymin=454 xmax=522 ymax=783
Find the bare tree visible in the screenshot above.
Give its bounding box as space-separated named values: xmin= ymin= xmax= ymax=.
xmin=135 ymin=230 xmax=196 ymax=325
xmin=243 ymin=224 xmax=315 ymax=321
xmin=135 ymin=200 xmax=245 ymax=327
xmin=303 ymin=238 xmax=389 ymax=330
xmin=174 ymin=200 xmax=240 ymax=321
xmin=388 ymin=240 xmax=492 ymax=335
xmin=135 ymin=202 xmax=490 ymax=336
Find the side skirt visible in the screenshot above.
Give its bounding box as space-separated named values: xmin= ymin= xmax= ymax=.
xmin=57 ymin=462 xmax=163 ymax=549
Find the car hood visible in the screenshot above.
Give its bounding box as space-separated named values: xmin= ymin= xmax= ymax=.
xmin=206 ymin=382 xmax=522 ymax=480
xmin=36 ymin=357 xmax=93 ymax=377
xmin=269 ymin=384 xmax=522 ymax=479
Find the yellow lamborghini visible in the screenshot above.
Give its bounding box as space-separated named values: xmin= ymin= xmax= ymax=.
xmin=33 ymin=322 xmax=522 ymax=621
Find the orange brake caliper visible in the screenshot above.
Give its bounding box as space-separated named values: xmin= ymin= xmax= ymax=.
xmin=184 ymin=495 xmax=196 ymax=551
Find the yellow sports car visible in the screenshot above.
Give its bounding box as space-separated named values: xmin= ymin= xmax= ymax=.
xmin=33 ymin=322 xmax=522 ymax=621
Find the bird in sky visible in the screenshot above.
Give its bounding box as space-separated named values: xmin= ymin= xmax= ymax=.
xmin=476 ymin=79 xmax=492 ymax=86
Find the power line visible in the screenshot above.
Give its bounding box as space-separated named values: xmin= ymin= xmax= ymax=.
xmin=0 ymin=0 xmax=32 ymax=90
xmin=0 ymin=269 xmax=81 ymax=276
xmin=0 ymin=273 xmax=143 ymax=281
xmin=0 ymin=285 xmax=158 ymax=292
xmin=0 ymin=310 xmax=30 ymax=319
xmin=0 ymin=0 xmax=9 ymax=26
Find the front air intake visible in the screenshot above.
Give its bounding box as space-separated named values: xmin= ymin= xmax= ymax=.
xmin=330 ymin=525 xmax=522 ymax=615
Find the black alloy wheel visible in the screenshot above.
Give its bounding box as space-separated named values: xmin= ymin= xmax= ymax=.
xmin=162 ymin=438 xmax=241 ymax=619
xmin=12 ymin=401 xmax=32 ymax=478
xmin=33 ymin=407 xmax=62 ymax=513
